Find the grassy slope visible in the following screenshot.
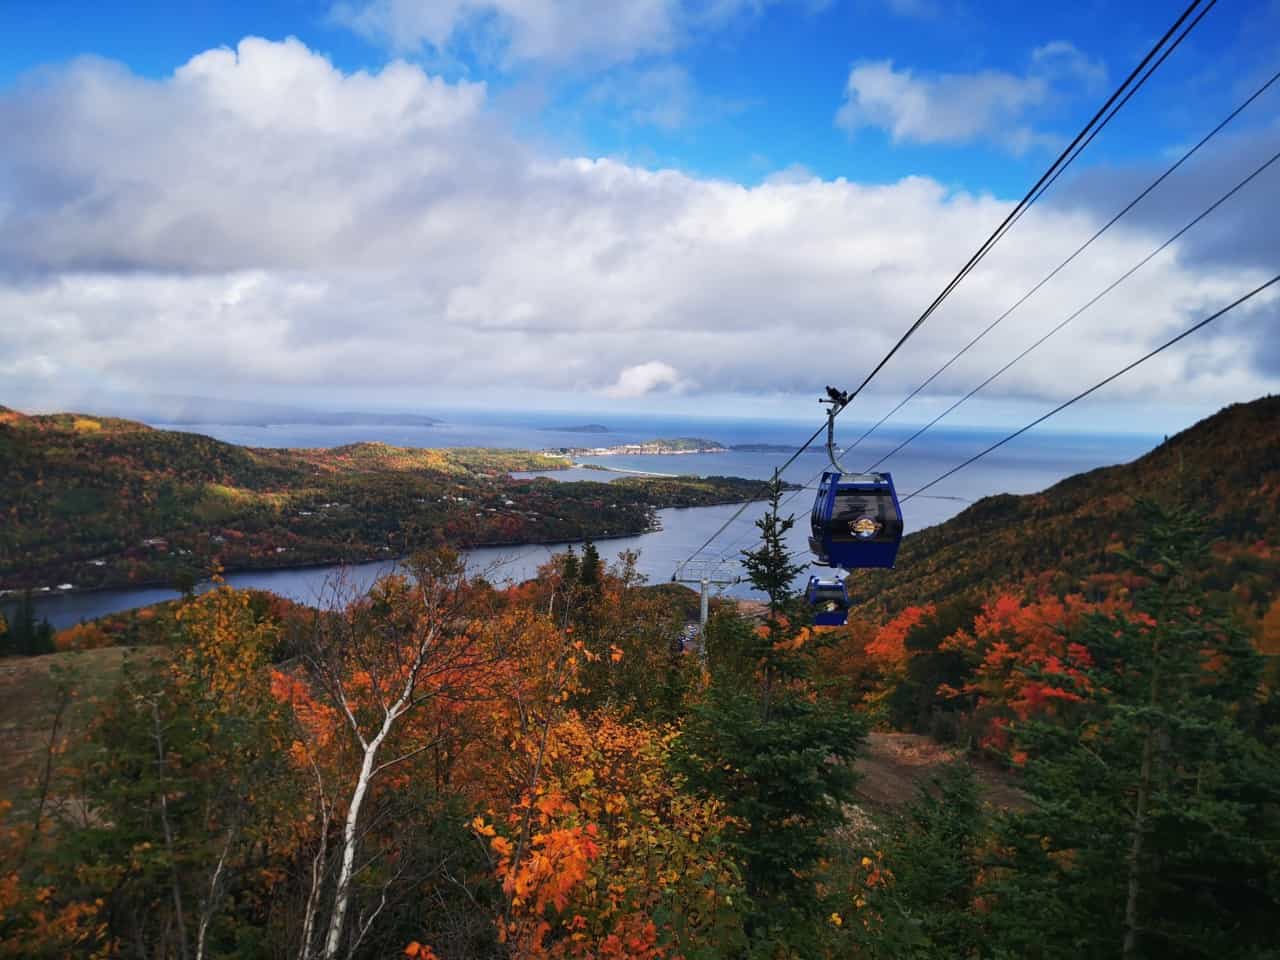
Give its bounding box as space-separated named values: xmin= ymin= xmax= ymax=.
xmin=0 ymin=646 xmax=163 ymax=795
xmin=848 ymin=395 xmax=1280 ymax=620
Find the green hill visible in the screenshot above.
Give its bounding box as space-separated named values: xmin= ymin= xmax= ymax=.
xmin=0 ymin=409 xmax=773 ymax=591
xmin=848 ymin=395 xmax=1280 ymax=625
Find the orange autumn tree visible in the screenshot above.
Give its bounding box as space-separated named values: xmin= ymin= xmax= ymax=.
xmin=471 ymin=713 xmax=744 ymax=958
xmin=396 ymin=557 xmax=747 ymax=960
xmin=865 ymin=604 xmax=936 ymax=676
xmin=1259 ymin=595 xmax=1280 ymax=656
xmin=854 ymin=604 xmax=937 ymax=721
xmin=52 ymin=622 xmax=111 ymax=652
xmin=937 ymin=592 xmax=1115 ymax=754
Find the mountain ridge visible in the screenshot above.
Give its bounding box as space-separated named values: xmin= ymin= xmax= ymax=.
xmin=848 ymin=394 xmax=1279 ymax=623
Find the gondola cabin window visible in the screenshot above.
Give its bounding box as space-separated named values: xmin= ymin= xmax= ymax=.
xmin=830 ymin=491 xmax=902 ymax=542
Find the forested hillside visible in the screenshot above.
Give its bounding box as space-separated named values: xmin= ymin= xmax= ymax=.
xmin=0 ymin=443 xmax=1277 ymax=957
xmin=849 ymin=394 xmax=1280 ymax=626
xmin=0 ymin=407 xmax=772 ymax=591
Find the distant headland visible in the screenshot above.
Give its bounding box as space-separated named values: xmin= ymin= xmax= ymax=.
xmin=545 ymin=437 xmax=729 ymax=457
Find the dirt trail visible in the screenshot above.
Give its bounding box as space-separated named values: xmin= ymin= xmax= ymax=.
xmin=855 ymin=731 xmax=1026 ymax=812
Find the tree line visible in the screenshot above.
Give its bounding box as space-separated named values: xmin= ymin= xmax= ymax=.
xmin=1 ymin=487 xmax=1276 ymax=957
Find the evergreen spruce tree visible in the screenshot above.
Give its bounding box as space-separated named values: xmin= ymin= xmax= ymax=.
xmin=561 ymin=544 xmax=579 ymax=584
xmin=31 ymin=617 xmax=55 ymax=655
xmin=674 ymin=475 xmax=864 ymax=954
xmin=702 ymin=605 xmax=758 ymax=688
xmin=50 ymin=589 xmax=303 ymax=957
xmin=987 ymin=502 xmax=1280 ymax=959
xmin=579 ymin=539 xmax=601 ymax=593
xmin=573 ymin=539 xmax=602 ymax=663
xmin=6 ymin=591 xmax=54 ymax=656
xmin=855 ymin=763 xmax=986 ymax=958
xmin=8 ymin=590 xmax=34 ymax=656
xmin=739 ymin=473 xmax=810 ymax=706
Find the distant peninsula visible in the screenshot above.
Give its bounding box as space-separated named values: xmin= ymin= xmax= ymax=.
xmin=0 ymin=409 xmax=774 ymax=592
xmin=543 ymin=424 xmax=611 ymax=434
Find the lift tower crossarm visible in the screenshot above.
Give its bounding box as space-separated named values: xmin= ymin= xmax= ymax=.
xmin=670 ymin=559 xmax=741 ymax=656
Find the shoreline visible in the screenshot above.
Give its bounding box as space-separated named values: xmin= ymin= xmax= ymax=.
xmin=2 ymin=497 xmax=770 ymax=600
xmin=570 ymin=461 xmax=680 ymax=478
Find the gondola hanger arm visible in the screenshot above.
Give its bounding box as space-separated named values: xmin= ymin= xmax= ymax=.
xmin=821 ymin=386 xmax=850 ymax=473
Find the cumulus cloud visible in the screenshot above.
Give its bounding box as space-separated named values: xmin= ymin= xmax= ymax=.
xmin=604 ymin=361 xmax=688 ymax=398
xmin=835 ymin=42 xmax=1106 ymax=153
xmin=0 ymin=37 xmax=1276 ymax=418
xmin=0 ymin=37 xmax=491 ymax=274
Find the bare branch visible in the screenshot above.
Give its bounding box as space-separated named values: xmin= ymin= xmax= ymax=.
xmin=195 ymin=827 xmax=236 ymax=960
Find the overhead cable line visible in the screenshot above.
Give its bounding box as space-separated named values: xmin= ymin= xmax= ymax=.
xmin=866 ymin=143 xmax=1280 ymax=471
xmin=899 ymin=274 xmax=1280 ymax=502
xmin=845 ymin=60 xmax=1279 ymax=458
xmin=833 ymin=0 xmax=1215 ymax=416
xmin=671 ymin=0 xmax=1213 ymax=577
xmin=986 ymin=0 xmax=1219 ymax=244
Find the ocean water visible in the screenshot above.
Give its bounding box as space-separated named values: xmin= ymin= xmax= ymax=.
xmin=20 ymin=410 xmax=1158 ymax=629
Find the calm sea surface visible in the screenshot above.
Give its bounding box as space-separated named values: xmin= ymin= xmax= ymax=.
xmin=19 ymin=411 xmax=1158 ymax=629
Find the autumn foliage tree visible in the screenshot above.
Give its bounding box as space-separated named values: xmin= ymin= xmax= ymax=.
xmin=4 ymin=585 xmax=302 ymax=959
xmin=985 ymin=503 xmax=1280 ymax=958
xmin=472 ymin=714 xmax=745 ymax=959
xmin=275 ymin=550 xmax=503 ymax=960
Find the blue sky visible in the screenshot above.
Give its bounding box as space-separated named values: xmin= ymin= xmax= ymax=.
xmin=5 ymin=0 xmax=1275 ymax=189
xmin=1 ymin=0 xmax=1278 ymax=432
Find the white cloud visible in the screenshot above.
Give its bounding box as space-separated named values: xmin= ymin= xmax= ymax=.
xmin=586 ymin=62 xmax=750 ymax=131
xmin=883 ymin=0 xmax=939 ymax=18
xmin=588 ymin=64 xmax=696 ymax=130
xmin=1031 ymin=40 xmax=1107 ymax=90
xmin=836 ymin=42 xmax=1107 ymax=153
xmin=0 ymin=37 xmax=489 ymax=273
xmin=330 ymin=0 xmax=791 ymax=67
xmin=604 ymin=361 xmax=688 ymax=398
xmin=0 ymin=37 xmax=1275 ymax=419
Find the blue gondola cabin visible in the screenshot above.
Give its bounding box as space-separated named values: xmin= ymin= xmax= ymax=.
xmin=806 ymin=576 xmax=850 ymax=627
xmin=809 ymin=471 xmax=903 ymax=570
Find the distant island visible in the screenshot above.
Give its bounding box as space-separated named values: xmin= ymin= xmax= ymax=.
xmin=546 ymin=437 xmax=729 ymax=457
xmin=543 ymin=424 xmax=611 ymax=434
